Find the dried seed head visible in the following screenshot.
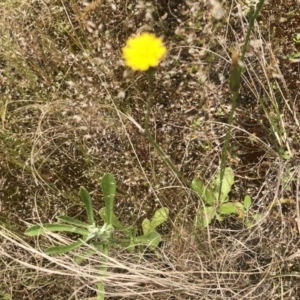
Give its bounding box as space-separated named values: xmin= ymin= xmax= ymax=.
xmin=229 ymin=51 xmax=241 ymax=93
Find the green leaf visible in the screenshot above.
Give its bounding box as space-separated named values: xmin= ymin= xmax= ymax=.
xmin=289 ymin=52 xmax=300 ymax=61
xmin=191 ymin=178 xmax=204 ymax=196
xmin=216 ymin=214 xmax=224 ymax=221
xmin=99 ymin=208 xmax=133 ymax=238
xmin=252 ymin=214 xmax=262 ymax=221
xmin=245 ymin=220 xmax=253 ymax=228
xmin=150 ymin=208 xmax=169 ymax=230
xmin=101 ymin=173 xmax=116 ymax=226
xmin=142 ymin=218 xmax=151 ymax=236
xmin=221 ymin=167 xmax=235 ymax=200
xmin=218 ymin=202 xmax=237 ymax=215
xmin=57 ymin=216 xmax=90 ymax=228
xmin=25 ymin=224 xmax=88 ymax=236
xmin=0 ymin=291 xmax=11 ymax=300
xmin=99 ymin=208 xmax=123 ymax=229
xmin=212 ymin=167 xmax=234 ymax=203
xmin=130 ymin=226 xmax=137 ymax=241
xmin=127 ymin=240 xmax=135 ymax=253
xmin=142 ymin=208 xmax=168 ymax=236
xmin=246 ymin=214 xmax=262 ymax=228
xmin=282 ymin=152 xmax=290 ymax=160
xmin=45 ymin=240 xmax=84 ymax=254
xmin=2 ymin=293 xmax=11 ymax=300
xmin=79 ymin=186 xmax=94 ymax=225
xmin=195 ymin=206 xmax=216 ymax=228
xmin=135 ymin=231 xmax=161 ymax=248
xmin=278 ymin=148 xmax=290 ymax=160
xmin=204 ymin=189 xmax=214 ymax=205
xmin=235 ymin=202 xmax=246 ymax=217
xmin=191 ymin=178 xmax=214 ymax=205
xmin=243 ymin=195 xmax=252 ymax=210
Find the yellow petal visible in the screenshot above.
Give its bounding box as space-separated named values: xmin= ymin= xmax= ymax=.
xmin=122 ymin=32 xmax=166 ymax=71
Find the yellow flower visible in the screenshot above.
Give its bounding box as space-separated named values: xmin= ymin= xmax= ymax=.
xmin=122 ymin=32 xmax=166 ymax=71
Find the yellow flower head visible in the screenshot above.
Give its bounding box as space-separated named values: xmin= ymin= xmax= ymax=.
xmin=122 ymin=32 xmax=167 ymax=71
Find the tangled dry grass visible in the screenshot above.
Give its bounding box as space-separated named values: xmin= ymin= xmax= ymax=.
xmin=1 ymin=0 xmax=300 ymax=299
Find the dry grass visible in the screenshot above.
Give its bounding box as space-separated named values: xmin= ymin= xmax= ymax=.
xmin=1 ymin=0 xmax=300 ymax=299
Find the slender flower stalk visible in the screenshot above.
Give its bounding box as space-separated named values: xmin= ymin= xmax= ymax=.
xmin=218 ymin=0 xmax=265 ymax=200
xmin=122 ymin=32 xmax=188 ymax=186
xmin=145 ymin=68 xmax=189 ymax=187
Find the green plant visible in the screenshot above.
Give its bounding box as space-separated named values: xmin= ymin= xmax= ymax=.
xmin=272 ymin=80 xmax=278 ymax=90
xmin=192 ymin=168 xmax=261 ymax=227
xmin=193 ymin=167 xmax=235 ymax=227
xmin=288 ymin=33 xmax=300 ymax=62
xmin=286 ymin=10 xmax=296 ymax=19
xmin=191 ymin=119 xmax=200 ymax=129
xmin=25 ymin=173 xmax=169 ymax=300
xmin=281 ymin=163 xmax=296 ymax=191
xmin=278 ymin=147 xmax=290 ymax=160
xmin=239 ymin=195 xmax=262 ymax=228
xmin=288 ymin=51 xmax=300 ymax=62
xmin=293 ymin=33 xmax=300 ymax=44
xmin=0 ymin=291 xmax=11 ymax=300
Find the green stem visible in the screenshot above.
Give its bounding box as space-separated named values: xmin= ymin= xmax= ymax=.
xmin=218 ymin=0 xmax=265 ymax=200
xmin=93 ymin=237 xmax=131 ymax=247
xmin=97 ymin=245 xmax=108 ymax=300
xmin=218 ymin=90 xmax=239 ymax=201
xmin=145 ymin=68 xmax=189 ymax=187
xmin=241 ymin=0 xmax=265 ymax=61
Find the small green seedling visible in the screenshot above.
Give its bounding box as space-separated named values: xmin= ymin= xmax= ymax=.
xmin=293 ymin=33 xmax=300 ymax=44
xmin=25 ymin=173 xmax=169 ymax=300
xmin=238 ymin=195 xmax=262 ymax=228
xmin=281 ymin=163 xmax=297 ymax=192
xmin=142 ymin=207 xmax=169 ymax=257
xmin=288 ymin=33 xmax=300 ymax=62
xmin=278 ymin=147 xmax=290 ymax=160
xmin=286 ymin=10 xmax=295 ymax=19
xmin=193 ymin=167 xmax=235 ymax=227
xmin=0 ymin=291 xmax=11 ymax=300
xmin=192 ymin=168 xmax=261 ymax=228
xmin=191 ymin=119 xmax=200 ymax=129
xmin=272 ymin=81 xmax=278 ymax=90
xmin=289 ymin=51 xmax=300 ymax=62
